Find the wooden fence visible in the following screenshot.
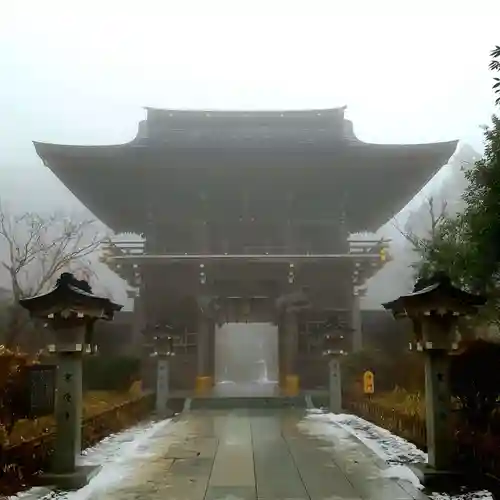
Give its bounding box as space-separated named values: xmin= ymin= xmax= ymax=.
xmin=343 ymin=396 xmax=427 ymax=450
xmin=344 ymin=393 xmax=500 ymax=488
xmin=0 ymin=392 xmax=154 ymax=496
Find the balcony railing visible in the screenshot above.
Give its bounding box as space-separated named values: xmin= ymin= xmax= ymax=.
xmin=102 ymin=238 xmax=390 ymax=259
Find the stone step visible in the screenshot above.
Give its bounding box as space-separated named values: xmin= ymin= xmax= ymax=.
xmin=189 ymin=396 xmax=307 ymax=410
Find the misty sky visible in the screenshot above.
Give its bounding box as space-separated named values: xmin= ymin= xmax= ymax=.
xmin=1 ymin=0 xmax=499 ymax=215
xmin=1 ymin=0 xmax=499 ymax=307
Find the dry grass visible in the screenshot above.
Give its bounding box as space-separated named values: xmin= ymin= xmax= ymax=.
xmin=3 ymin=390 xmax=137 ymax=447
xmin=370 ymin=386 xmax=426 ymax=420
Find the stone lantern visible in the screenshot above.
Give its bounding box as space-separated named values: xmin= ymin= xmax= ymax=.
xmin=383 ymin=272 xmax=485 ymax=480
xmin=150 ymin=325 xmax=175 ymax=418
xmin=322 ymin=316 xmax=350 ymax=413
xmin=19 ymin=272 xmax=122 ymax=490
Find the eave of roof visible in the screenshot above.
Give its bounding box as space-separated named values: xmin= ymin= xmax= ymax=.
xmin=34 ymin=137 xmax=457 ymax=233
xmin=33 ymin=138 xmax=457 ymax=159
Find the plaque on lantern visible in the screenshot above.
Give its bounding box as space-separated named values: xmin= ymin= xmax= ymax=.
xmin=25 ymin=364 xmax=56 ymax=418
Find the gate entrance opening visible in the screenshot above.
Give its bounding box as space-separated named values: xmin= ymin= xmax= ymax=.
xmin=214 ymin=322 xmax=278 ymax=396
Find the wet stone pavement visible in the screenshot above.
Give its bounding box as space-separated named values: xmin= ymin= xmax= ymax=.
xmin=89 ymin=408 xmax=428 ymax=500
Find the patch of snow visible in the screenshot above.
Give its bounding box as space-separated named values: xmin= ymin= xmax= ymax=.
xmin=381 ymin=464 xmax=422 ymax=489
xmin=430 ymin=491 xmax=494 ymax=500
xmin=302 ymin=411 xmax=426 ymax=489
xmin=306 ymin=407 xmax=324 ymax=414
xmin=9 ymin=418 xmax=172 ymax=500
xmin=326 ymin=412 xmax=428 ymax=465
xmin=303 ymin=411 xmax=495 ymax=500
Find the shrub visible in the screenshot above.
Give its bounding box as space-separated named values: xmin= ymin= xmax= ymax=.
xmin=450 ymin=339 xmax=500 ymax=431
xmin=0 ymin=346 xmax=39 ymax=436
xmin=83 ymin=355 xmax=141 ymax=392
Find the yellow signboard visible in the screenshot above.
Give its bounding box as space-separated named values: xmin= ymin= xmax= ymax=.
xmin=363 ymin=370 xmax=375 ymax=394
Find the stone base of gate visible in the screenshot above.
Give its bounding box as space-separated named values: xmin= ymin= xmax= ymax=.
xmin=283 ymin=374 xmax=300 ymax=396
xmin=195 ymin=375 xmax=213 ymax=395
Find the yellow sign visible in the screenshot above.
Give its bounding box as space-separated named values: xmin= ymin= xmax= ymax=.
xmin=363 ymin=370 xmax=375 ymax=394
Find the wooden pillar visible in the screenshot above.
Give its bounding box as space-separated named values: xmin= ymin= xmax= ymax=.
xmin=352 ymin=291 xmax=362 ymax=352
xmin=208 ymin=320 xmax=216 ymax=382
xmin=283 ymin=309 xmax=300 ymax=395
xmin=278 ymin=320 xmax=285 ymax=387
xmin=196 ymin=315 xmax=214 ymax=394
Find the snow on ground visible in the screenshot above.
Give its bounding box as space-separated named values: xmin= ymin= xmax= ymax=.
xmin=299 ymin=411 xmax=424 ymax=489
xmin=10 ymin=418 xmax=172 ymax=500
xmin=302 ymin=410 xmax=495 ymax=500
xmin=328 ymin=412 xmax=428 ymax=465
xmin=430 ymin=492 xmax=494 ymax=500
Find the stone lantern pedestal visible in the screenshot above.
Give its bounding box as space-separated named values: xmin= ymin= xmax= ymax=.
xmin=19 ymin=273 xmax=122 ymax=491
xmin=151 ymin=334 xmax=175 ymax=418
xmin=326 ymin=353 xmax=343 ymax=413
xmin=383 ymin=273 xmax=485 ymax=485
xmin=322 ymin=326 xmax=350 ymax=413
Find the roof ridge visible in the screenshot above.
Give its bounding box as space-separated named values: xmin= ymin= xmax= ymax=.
xmin=144 ymin=106 xmax=348 ymax=114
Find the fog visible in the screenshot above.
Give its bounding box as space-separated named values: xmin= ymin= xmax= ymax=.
xmin=215 ymin=323 xmax=278 ymax=396
xmin=363 ymin=142 xmax=478 ymax=308
xmin=0 ymin=0 xmax=499 ymax=305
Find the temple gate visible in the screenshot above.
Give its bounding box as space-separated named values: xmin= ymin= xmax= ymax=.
xmin=34 ymin=107 xmax=457 ymax=393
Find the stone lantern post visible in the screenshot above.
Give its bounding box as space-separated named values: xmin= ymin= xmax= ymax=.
xmin=322 ymin=316 xmax=350 ymax=413
xmin=19 ymin=272 xmax=122 ymax=490
xmin=151 ymin=327 xmax=175 ymax=418
xmin=383 ymin=272 xmax=485 ymax=481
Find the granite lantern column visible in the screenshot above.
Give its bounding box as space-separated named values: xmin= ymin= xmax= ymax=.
xmin=383 ymin=272 xmax=485 ymax=482
xmin=151 ymin=334 xmax=174 ymax=418
xmin=323 ymin=320 xmax=350 ymax=413
xmin=51 ymin=326 xmax=85 ymax=473
xmin=323 ymin=347 xmax=347 ymax=413
xmin=328 ymin=357 xmax=342 ymax=412
xmin=19 ymin=273 xmax=122 ymax=490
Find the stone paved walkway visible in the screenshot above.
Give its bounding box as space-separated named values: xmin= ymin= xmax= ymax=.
xmin=93 ymin=409 xmax=429 ymax=500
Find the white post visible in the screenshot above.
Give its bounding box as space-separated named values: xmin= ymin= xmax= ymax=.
xmin=329 ymin=357 xmax=342 ymax=413
xmin=156 ymin=356 xmax=169 ymax=418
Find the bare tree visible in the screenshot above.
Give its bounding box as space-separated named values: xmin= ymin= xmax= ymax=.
xmin=393 ymin=196 xmax=448 ymax=256
xmin=0 ymin=205 xmax=108 ymax=346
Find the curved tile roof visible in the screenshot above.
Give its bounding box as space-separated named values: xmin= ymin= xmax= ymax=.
xmin=33 ymin=107 xmax=458 ymax=233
